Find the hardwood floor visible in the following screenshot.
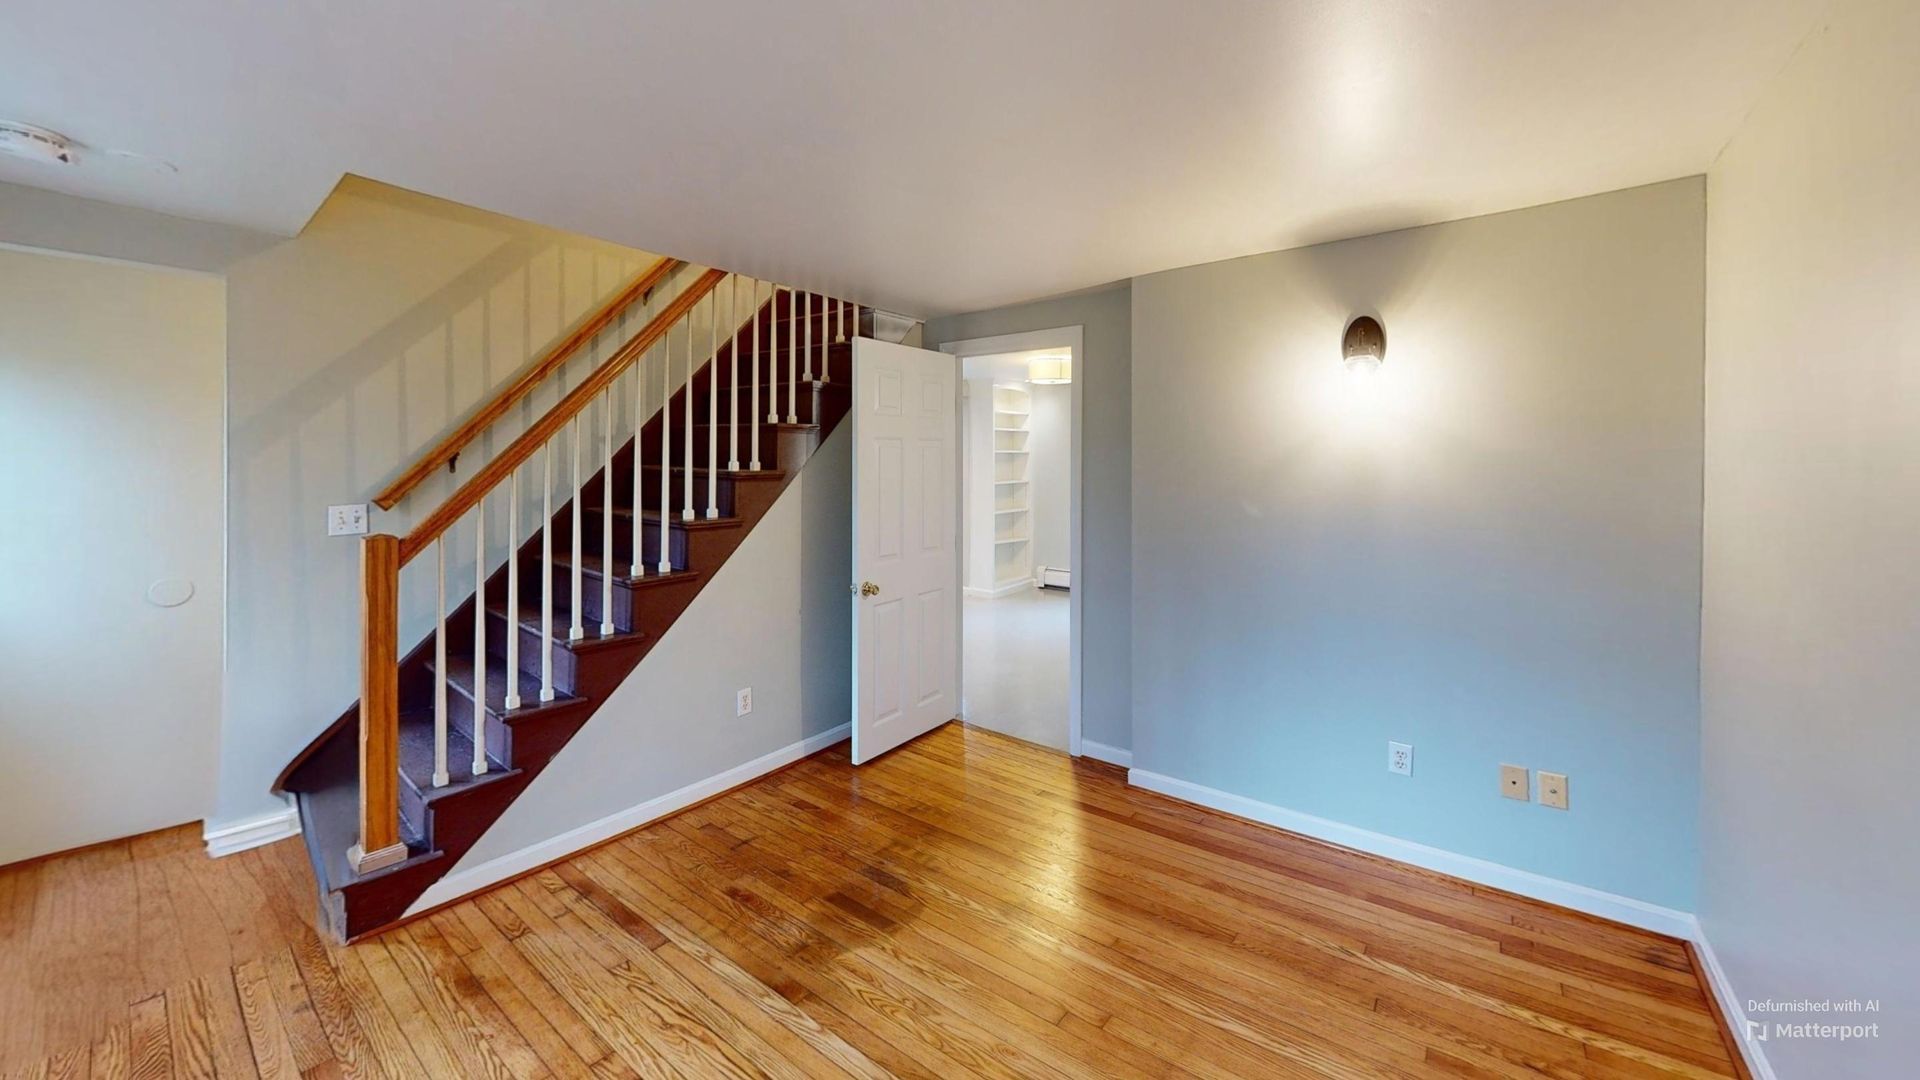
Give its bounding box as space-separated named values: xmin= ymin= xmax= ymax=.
xmin=1 ymin=723 xmax=1747 ymax=1078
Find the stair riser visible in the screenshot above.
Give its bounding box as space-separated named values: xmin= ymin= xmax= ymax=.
xmin=440 ymin=680 xmax=515 ymax=763
xmin=681 ymin=427 xmax=812 ymax=469
xmin=563 ymin=511 xmax=690 ymax=571
xmin=485 ymin=606 xmax=587 ymax=689
xmin=518 ymin=534 xmax=721 ymax=629
xmin=547 ymin=469 xmax=737 ymax=522
xmin=691 ymin=384 xmax=843 ymax=427
xmin=682 ymin=343 xmax=846 ymax=391
xmin=637 ymin=473 xmax=738 ymax=518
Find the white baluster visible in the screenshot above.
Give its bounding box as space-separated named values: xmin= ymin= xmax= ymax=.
xmin=750 ymin=281 xmax=763 ymax=470
xmin=837 ymin=296 xmax=847 ymax=344
xmin=504 ymin=467 xmax=521 ymax=710
xmin=569 ymin=416 xmax=584 ymax=641
xmin=819 ymin=293 xmax=831 ymax=382
xmin=540 ymin=440 xmax=555 ymax=703
xmin=756 ymin=290 xmax=771 ymax=424
xmin=641 ymin=336 xmax=656 ymax=576
xmin=658 ymin=316 xmax=674 ymax=573
xmin=801 ymin=290 xmax=813 ymax=381
xmin=683 ymin=294 xmax=696 ymax=522
xmin=600 ymin=389 xmax=615 ymax=635
xmin=473 ymin=498 xmax=488 ymax=776
xmin=433 ymin=536 xmax=450 ymax=788
xmin=787 ymin=289 xmax=799 ymax=424
xmin=706 ymin=282 xmax=721 ymax=520
xmin=728 ymin=275 xmax=743 ymax=471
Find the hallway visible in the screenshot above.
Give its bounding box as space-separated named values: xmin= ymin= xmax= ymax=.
xmin=963 ymin=586 xmax=1070 ymax=751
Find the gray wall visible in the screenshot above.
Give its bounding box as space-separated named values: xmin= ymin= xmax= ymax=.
xmin=1130 ymin=180 xmax=1706 ymax=908
xmin=0 ymin=180 xmax=275 ymax=273
xmin=1029 ymin=382 xmax=1072 ymax=574
xmin=1702 ymin=1 xmax=1918 ymax=1074
xmin=926 ymin=283 xmax=1133 ymax=752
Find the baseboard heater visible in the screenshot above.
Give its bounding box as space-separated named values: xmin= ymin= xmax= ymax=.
xmin=1039 ymin=566 xmax=1071 ymax=590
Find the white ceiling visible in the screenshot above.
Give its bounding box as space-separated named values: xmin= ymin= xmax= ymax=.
xmin=1 ymin=1 xmax=1824 ymax=317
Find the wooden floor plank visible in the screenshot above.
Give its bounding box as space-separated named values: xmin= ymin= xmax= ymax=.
xmin=1 ymin=724 xmax=1745 ymax=1079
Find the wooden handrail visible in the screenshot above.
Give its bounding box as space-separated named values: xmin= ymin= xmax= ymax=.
xmin=397 ymin=267 xmax=729 ymax=565
xmin=372 ymin=255 xmax=684 ymax=511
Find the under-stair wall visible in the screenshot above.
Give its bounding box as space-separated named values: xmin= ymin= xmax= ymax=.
xmin=407 ymin=425 xmax=851 ymax=912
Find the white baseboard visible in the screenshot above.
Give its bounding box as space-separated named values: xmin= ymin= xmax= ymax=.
xmin=964 ymin=578 xmax=1035 ymax=600
xmin=404 ymin=723 xmax=851 ymax=916
xmin=1689 ymin=920 xmax=1776 ymax=1080
xmin=1079 ymin=740 xmax=1133 ymax=768
xmin=203 ymin=805 xmax=301 ymax=858
xmin=1125 ymin=768 xmax=1696 ymax=939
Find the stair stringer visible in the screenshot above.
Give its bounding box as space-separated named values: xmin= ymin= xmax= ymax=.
xmin=405 ymin=422 xmax=851 ymax=914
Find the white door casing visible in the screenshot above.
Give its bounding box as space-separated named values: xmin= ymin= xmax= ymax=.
xmin=852 ymin=337 xmax=959 ymax=764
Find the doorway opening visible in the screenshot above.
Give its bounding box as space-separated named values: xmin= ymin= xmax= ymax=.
xmin=941 ymin=328 xmax=1083 ymax=756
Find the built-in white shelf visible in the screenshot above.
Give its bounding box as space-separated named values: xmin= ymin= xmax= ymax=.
xmin=987 ymin=381 xmax=1034 ymax=586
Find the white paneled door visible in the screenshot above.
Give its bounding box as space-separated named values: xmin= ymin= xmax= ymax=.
xmin=852 ymin=337 xmax=959 ymax=765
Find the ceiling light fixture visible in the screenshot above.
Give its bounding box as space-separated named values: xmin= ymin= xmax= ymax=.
xmin=1342 ymin=316 xmax=1385 ymax=375
xmin=0 ymin=120 xmax=77 ymax=165
xmin=1028 ymin=353 xmax=1072 ymax=384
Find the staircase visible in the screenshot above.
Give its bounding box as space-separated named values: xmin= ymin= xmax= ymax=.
xmin=276 ymin=265 xmax=858 ymax=941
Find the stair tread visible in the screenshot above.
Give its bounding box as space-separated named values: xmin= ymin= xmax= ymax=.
xmin=397 ymin=709 xmax=511 ymax=795
xmin=430 ymin=652 xmax=581 ymax=716
xmin=484 ymin=595 xmax=655 ymax=645
xmin=590 ymin=505 xmax=743 ymax=530
xmin=640 ymin=463 xmax=789 ymax=480
xmin=688 ymin=420 xmax=819 ymax=431
xmin=548 ymin=548 xmax=712 ymax=583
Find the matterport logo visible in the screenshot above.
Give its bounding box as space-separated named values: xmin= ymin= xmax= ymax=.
xmin=1744 ymin=997 xmax=1882 ymax=1043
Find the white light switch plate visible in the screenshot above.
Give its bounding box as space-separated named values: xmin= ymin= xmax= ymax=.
xmin=1500 ymin=763 xmax=1530 ymax=801
xmin=1539 ymin=771 xmax=1569 ymax=810
xmin=1387 ymin=741 xmax=1413 ymax=776
xmin=327 ymin=504 xmax=368 ymax=536
xmin=736 ymin=687 xmax=753 ymax=717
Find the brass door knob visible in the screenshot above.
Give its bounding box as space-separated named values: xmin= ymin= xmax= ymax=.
xmin=860 ymin=581 xmax=880 ymax=596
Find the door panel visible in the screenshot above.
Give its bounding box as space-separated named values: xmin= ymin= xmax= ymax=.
xmin=853 ymin=338 xmax=958 ymax=764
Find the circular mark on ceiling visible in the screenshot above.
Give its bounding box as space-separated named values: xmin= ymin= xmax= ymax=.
xmin=146 ymin=578 xmax=196 ymax=608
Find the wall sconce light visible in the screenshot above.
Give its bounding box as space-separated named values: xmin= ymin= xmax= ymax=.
xmin=1342 ymin=316 xmax=1385 ymax=375
xmin=1028 ymin=353 xmax=1072 ymax=384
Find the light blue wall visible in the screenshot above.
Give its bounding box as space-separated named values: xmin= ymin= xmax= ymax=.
xmin=1129 ymin=181 xmax=1705 ymax=909
xmin=926 ymin=284 xmax=1133 ymax=752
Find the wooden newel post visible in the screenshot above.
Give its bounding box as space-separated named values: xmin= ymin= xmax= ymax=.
xmin=348 ymin=533 xmax=407 ymax=875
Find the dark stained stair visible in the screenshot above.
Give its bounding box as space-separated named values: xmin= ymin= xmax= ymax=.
xmin=276 ymin=290 xmax=853 ymax=941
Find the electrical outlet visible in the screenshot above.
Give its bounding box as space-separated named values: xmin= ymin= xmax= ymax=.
xmin=1539 ymin=771 xmax=1569 ymax=810
xmin=327 ymin=504 xmax=368 ymax=536
xmin=1387 ymin=741 xmax=1413 ymax=776
xmin=736 ymin=687 xmax=752 ymax=717
xmin=1500 ymin=763 xmax=1530 ymax=801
